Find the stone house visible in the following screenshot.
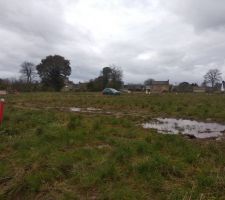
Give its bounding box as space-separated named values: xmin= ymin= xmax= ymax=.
xmin=193 ymin=87 xmax=206 ymax=93
xmin=148 ymin=80 xmax=170 ymax=93
xmin=124 ymin=84 xmax=144 ymax=91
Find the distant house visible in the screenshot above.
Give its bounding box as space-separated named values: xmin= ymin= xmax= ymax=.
xmin=62 ymin=81 xmax=88 ymax=92
xmin=124 ymin=84 xmax=144 ymax=91
xmin=149 ymin=80 xmax=170 ymax=93
xmin=61 ymin=79 xmax=75 ymax=92
xmin=193 ymin=87 xmax=206 ymax=93
xmin=74 ymin=82 xmax=88 ymax=92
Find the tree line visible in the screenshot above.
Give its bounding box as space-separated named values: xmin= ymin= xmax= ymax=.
xmin=0 ymin=55 xmax=123 ymax=92
xmin=0 ymin=54 xmax=224 ymax=92
xmin=87 ymin=65 xmax=123 ymax=91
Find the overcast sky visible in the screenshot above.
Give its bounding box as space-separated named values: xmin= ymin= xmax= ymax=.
xmin=1 ymin=0 xmax=225 ymax=84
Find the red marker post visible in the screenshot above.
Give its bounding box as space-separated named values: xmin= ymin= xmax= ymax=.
xmin=0 ymin=98 xmax=5 ymax=125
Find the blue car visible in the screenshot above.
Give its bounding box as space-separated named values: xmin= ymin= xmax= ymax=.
xmin=102 ymin=88 xmax=121 ymax=95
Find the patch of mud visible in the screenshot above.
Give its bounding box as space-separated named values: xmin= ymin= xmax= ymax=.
xmin=143 ymin=118 xmax=225 ymax=139
xmin=70 ymin=107 xmax=112 ymax=114
xmin=96 ymin=144 xmax=111 ymax=149
xmin=87 ymin=107 xmax=102 ymax=111
xmin=83 ymin=144 xmax=111 ymax=150
xmin=70 ymin=107 xmax=102 ymax=112
xmin=70 ymin=107 xmax=82 ymax=112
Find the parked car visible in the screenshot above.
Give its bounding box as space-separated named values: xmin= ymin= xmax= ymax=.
xmin=102 ymin=88 xmax=121 ymax=95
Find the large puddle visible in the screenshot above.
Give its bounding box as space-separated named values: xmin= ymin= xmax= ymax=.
xmin=70 ymin=107 xmax=111 ymax=114
xmin=142 ymin=118 xmax=225 ymax=139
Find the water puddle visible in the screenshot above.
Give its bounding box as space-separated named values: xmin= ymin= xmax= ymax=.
xmin=70 ymin=107 xmax=82 ymax=112
xmin=70 ymin=107 xmax=102 ymax=113
xmin=70 ymin=107 xmax=113 ymax=114
xmin=87 ymin=107 xmax=102 ymax=111
xmin=142 ymin=118 xmax=225 ymax=139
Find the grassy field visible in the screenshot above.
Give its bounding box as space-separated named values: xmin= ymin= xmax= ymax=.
xmin=0 ymin=92 xmax=225 ymax=199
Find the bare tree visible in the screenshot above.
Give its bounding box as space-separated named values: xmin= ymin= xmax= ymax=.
xmin=204 ymin=69 xmax=222 ymax=87
xmin=20 ymin=61 xmax=36 ymax=84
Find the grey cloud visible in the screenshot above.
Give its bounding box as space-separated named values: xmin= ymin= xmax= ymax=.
xmin=161 ymin=0 xmax=225 ymax=31
xmin=0 ymin=0 xmax=98 ymax=79
xmin=0 ymin=0 xmax=65 ymax=41
xmin=0 ymin=0 xmax=225 ymax=84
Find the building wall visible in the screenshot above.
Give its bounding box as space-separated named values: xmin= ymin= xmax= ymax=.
xmin=193 ymin=87 xmax=206 ymax=93
xmin=150 ymin=85 xmax=169 ymax=93
xmin=124 ymin=84 xmax=144 ymax=91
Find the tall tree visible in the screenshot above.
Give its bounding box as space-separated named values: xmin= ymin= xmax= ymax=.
xmin=144 ymin=78 xmax=154 ymax=86
xmin=101 ymin=67 xmax=112 ymax=88
xmin=177 ymin=82 xmax=193 ymax=92
xmin=19 ymin=61 xmax=36 ymax=84
xmin=36 ymin=55 xmax=71 ymax=91
xmin=87 ymin=65 xmax=123 ymax=91
xmin=204 ymin=69 xmax=222 ymax=87
xmin=110 ymin=65 xmax=123 ymax=89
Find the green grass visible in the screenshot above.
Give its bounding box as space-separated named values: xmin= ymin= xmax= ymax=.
xmin=0 ymin=92 xmax=225 ymax=199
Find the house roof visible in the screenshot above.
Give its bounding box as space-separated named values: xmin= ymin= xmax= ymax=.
xmin=152 ymin=81 xmax=169 ymax=85
xmin=124 ymin=84 xmax=144 ymax=88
